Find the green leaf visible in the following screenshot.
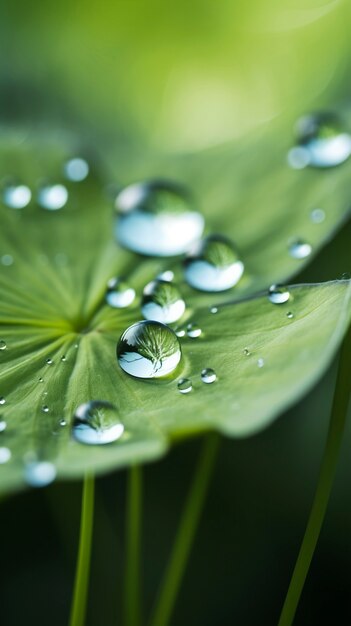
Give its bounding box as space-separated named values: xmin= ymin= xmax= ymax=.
xmin=0 ymin=126 xmax=351 ymax=494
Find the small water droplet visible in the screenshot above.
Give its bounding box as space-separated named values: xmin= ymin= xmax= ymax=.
xmin=310 ymin=208 xmax=325 ymax=224
xmin=105 ymin=277 xmax=136 ymax=308
xmin=74 ymin=343 xmax=79 ymax=349
xmin=0 ymin=420 xmax=7 ymax=433
xmin=72 ymin=401 xmax=124 ymax=445
xmin=39 ymin=377 xmax=44 ymax=383
xmin=257 ymin=358 xmax=265 ymax=368
xmin=0 ymin=398 xmax=6 ymax=405
xmin=61 ymin=355 xmax=66 ymax=362
xmin=38 ymin=184 xmax=68 ymax=210
xmin=210 ymin=306 xmax=218 ymax=314
xmin=243 ymin=348 xmax=250 ymax=356
xmin=288 ymin=239 xmax=312 ymax=259
xmin=0 ymin=340 xmax=7 ymax=350
xmin=1 ymin=254 xmax=14 ymax=266
xmin=268 ymin=285 xmax=290 ymax=305
xmin=287 ymin=311 xmax=294 ymax=319
xmin=3 ymin=183 xmax=31 ymax=209
xmin=141 ymin=279 xmax=185 ymax=324
xmin=157 ymin=270 xmax=174 ymax=282
xmin=115 ymin=180 xmax=204 ymax=256
xmin=177 ymin=378 xmax=192 ymax=394
xmin=60 ymin=419 xmax=66 ymax=427
xmin=42 ymin=405 xmax=49 ymax=413
xmin=287 ymin=146 xmax=310 ymax=170
xmin=24 ymin=461 xmax=57 ymax=487
xmin=292 ymin=113 xmax=351 ymax=168
xmin=46 ymin=358 xmax=53 ymax=365
xmin=0 ymin=447 xmax=11 ymax=464
xmin=184 ymin=235 xmax=244 ymax=292
xmin=43 ymin=391 xmax=48 ymax=397
xmin=64 ymin=157 xmax=89 ymax=182
xmin=117 ymin=321 xmax=181 ymax=378
xmin=201 ymin=368 xmax=216 ymax=384
xmin=341 ymin=272 xmax=351 ymax=280
xmin=187 ymin=323 xmax=202 ymax=338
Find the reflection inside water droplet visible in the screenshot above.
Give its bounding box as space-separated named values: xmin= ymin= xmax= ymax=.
xmin=3 ymin=183 xmax=32 ymax=209
xmin=184 ymin=235 xmax=244 ymax=292
xmin=141 ymin=279 xmax=185 ymax=324
xmin=201 ymin=368 xmax=216 ymax=384
xmin=117 ymin=321 xmax=181 ymax=378
xmin=72 ymin=401 xmax=124 ymax=445
xmin=38 ymin=184 xmax=68 ymax=210
xmin=105 ymin=277 xmax=136 ymax=309
xmin=177 ymin=378 xmax=192 ymax=394
xmin=0 ymin=447 xmax=11 ymax=464
xmin=288 ymin=239 xmax=312 ymax=259
xmin=24 ymin=460 xmax=57 ymax=487
xmin=64 ymin=158 xmax=89 ymax=182
xmin=268 ymin=285 xmax=290 ymax=304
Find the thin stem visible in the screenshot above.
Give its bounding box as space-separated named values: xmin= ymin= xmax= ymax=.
xmin=69 ymin=474 xmax=95 ymax=626
xmin=124 ymin=465 xmax=143 ymax=626
xmin=149 ymin=433 xmax=220 ymax=626
xmin=278 ymin=326 xmax=351 ymax=626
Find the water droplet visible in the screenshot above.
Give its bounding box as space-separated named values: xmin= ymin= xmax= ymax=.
xmin=39 ymin=377 xmax=44 ymax=383
xmin=243 ymin=348 xmax=250 ymax=356
xmin=0 ymin=420 xmax=7 ymax=433
xmin=105 ymin=277 xmax=136 ymax=308
xmin=187 ymin=323 xmax=202 ymax=338
xmin=201 ymin=368 xmax=216 ymax=384
xmin=3 ymin=183 xmax=31 ymax=209
xmin=210 ymin=306 xmax=218 ymax=314
xmin=310 ymin=208 xmax=325 ymax=224
xmin=1 ymin=254 xmax=14 ymax=266
xmin=257 ymin=358 xmax=265 ymax=368
xmin=60 ymin=419 xmax=66 ymax=427
xmin=64 ymin=157 xmax=89 ymax=182
xmin=287 ymin=146 xmax=310 ymax=170
xmin=0 ymin=340 xmax=6 ymax=350
xmin=46 ymin=358 xmax=53 ymax=365
xmin=42 ymin=405 xmax=49 ymax=413
xmin=177 ymin=378 xmax=192 ymax=394
xmin=115 ymin=180 xmax=204 ymax=256
xmin=0 ymin=447 xmax=11 ymax=464
xmin=0 ymin=398 xmax=6 ymax=405
xmin=72 ymin=400 xmax=124 ymax=445
xmin=288 ymin=239 xmax=312 ymax=259
xmin=341 ymin=272 xmax=351 ymax=280
xmin=141 ymin=280 xmax=185 ymax=324
xmin=292 ymin=113 xmax=351 ymax=168
xmin=268 ymin=285 xmax=290 ymax=304
xmin=287 ymin=311 xmax=294 ymax=319
xmin=184 ymin=235 xmax=244 ymax=292
xmin=38 ymin=184 xmax=68 ymax=210
xmin=157 ymin=270 xmax=174 ymax=282
xmin=175 ymin=328 xmax=186 ymax=338
xmin=117 ymin=321 xmax=181 ymax=378
xmin=61 ymin=355 xmax=66 ymax=362
xmin=24 ymin=461 xmax=56 ymax=487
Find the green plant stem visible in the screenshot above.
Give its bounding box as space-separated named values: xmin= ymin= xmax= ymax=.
xmin=149 ymin=433 xmax=220 ymax=626
xmin=69 ymin=474 xmax=95 ymax=626
xmin=278 ymin=327 xmax=351 ymax=626
xmin=124 ymin=465 xmax=143 ymax=626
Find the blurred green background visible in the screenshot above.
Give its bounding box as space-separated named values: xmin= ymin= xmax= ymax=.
xmin=1 ymin=1 xmax=351 ymax=624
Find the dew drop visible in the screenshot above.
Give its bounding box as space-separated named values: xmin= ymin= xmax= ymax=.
xmin=257 ymin=358 xmax=265 ymax=368
xmin=115 ymin=180 xmax=204 ymax=256
xmin=46 ymin=358 xmax=53 ymax=365
xmin=0 ymin=398 xmax=6 ymax=405
xmin=184 ymin=235 xmax=244 ymax=292
xmin=60 ymin=419 xmax=66 ymax=427
xmin=210 ymin=306 xmax=218 ymax=314
xmin=157 ymin=270 xmax=174 ymax=282
xmin=177 ymin=378 xmax=192 ymax=394
xmin=117 ymin=321 xmax=181 ymax=379
xmin=39 ymin=377 xmax=44 ymax=383
xmin=187 ymin=323 xmax=202 ymax=338
xmin=105 ymin=277 xmax=136 ymax=309
xmin=288 ymin=239 xmax=312 ymax=259
xmin=0 ymin=420 xmax=6 ymax=433
xmin=24 ymin=461 xmax=57 ymax=487
xmin=287 ymin=311 xmax=294 ymax=319
xmin=72 ymin=401 xmax=124 ymax=445
xmin=175 ymin=328 xmax=186 ymax=338
xmin=268 ymin=285 xmax=290 ymax=305
xmin=292 ymin=113 xmax=351 ymax=168
xmin=0 ymin=340 xmax=7 ymax=350
xmin=0 ymin=447 xmax=11 ymax=464
xmin=1 ymin=254 xmax=14 ymax=266
xmin=64 ymin=157 xmax=89 ymax=182
xmin=201 ymin=368 xmax=216 ymax=384
xmin=3 ymin=183 xmax=31 ymax=209
xmin=38 ymin=184 xmax=68 ymax=210
xmin=61 ymin=355 xmax=67 ymax=362
xmin=310 ymin=208 xmax=325 ymax=224
xmin=141 ymin=279 xmax=185 ymax=324
xmin=42 ymin=405 xmax=49 ymax=413
xmin=243 ymin=348 xmax=250 ymax=356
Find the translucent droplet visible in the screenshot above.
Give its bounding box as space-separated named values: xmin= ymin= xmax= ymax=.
xmin=177 ymin=378 xmax=192 ymax=394
xmin=106 ymin=278 xmax=136 ymax=309
xmin=42 ymin=405 xmax=49 ymax=413
xmin=39 ymin=377 xmax=44 ymax=383
xmin=268 ymin=285 xmax=290 ymax=305
xmin=201 ymin=368 xmax=216 ymax=384
xmin=243 ymin=348 xmax=250 ymax=356
xmin=157 ymin=270 xmax=174 ymax=282
xmin=0 ymin=340 xmax=7 ymax=350
xmin=0 ymin=398 xmax=5 ymax=405
xmin=293 ymin=113 xmax=351 ymax=168
xmin=187 ymin=323 xmax=202 ymax=338
xmin=72 ymin=401 xmax=124 ymax=445
xmin=64 ymin=158 xmax=89 ymax=182
xmin=175 ymin=328 xmax=186 ymax=338
xmin=3 ymin=183 xmax=31 ymax=209
xmin=288 ymin=239 xmax=312 ymax=259
xmin=1 ymin=254 xmax=14 ymax=266
xmin=0 ymin=447 xmax=11 ymax=464
xmin=287 ymin=311 xmax=294 ymax=319
xmin=184 ymin=235 xmax=244 ymax=292
xmin=310 ymin=208 xmax=325 ymax=224
xmin=60 ymin=419 xmax=66 ymax=427
xmin=257 ymin=358 xmax=265 ymax=368
xmin=141 ymin=280 xmax=185 ymax=324
xmin=24 ymin=461 xmax=57 ymax=487
xmin=38 ymin=184 xmax=68 ymax=210
xmin=117 ymin=321 xmax=181 ymax=378
xmin=61 ymin=355 xmax=66 ymax=362
xmin=46 ymin=358 xmax=53 ymax=365
xmin=0 ymin=420 xmax=7 ymax=433
xmin=115 ymin=180 xmax=204 ymax=256
xmin=287 ymin=146 xmax=310 ymax=170
xmin=210 ymin=306 xmax=218 ymax=314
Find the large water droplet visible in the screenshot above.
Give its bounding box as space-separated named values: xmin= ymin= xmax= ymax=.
xmin=38 ymin=184 xmax=68 ymax=210
xmin=24 ymin=460 xmax=57 ymax=487
xmin=3 ymin=183 xmax=31 ymax=209
xmin=0 ymin=447 xmax=11 ymax=464
xmin=117 ymin=321 xmax=181 ymax=378
xmin=268 ymin=285 xmax=290 ymax=304
xmin=288 ymin=239 xmax=312 ymax=259
xmin=184 ymin=235 xmax=244 ymax=292
xmin=105 ymin=277 xmax=136 ymax=309
xmin=72 ymin=401 xmax=124 ymax=445
xmin=0 ymin=340 xmax=7 ymax=350
xmin=201 ymin=368 xmax=216 ymax=384
xmin=177 ymin=378 xmax=192 ymax=394
xmin=141 ymin=280 xmax=185 ymax=324
xmin=290 ymin=113 xmax=351 ymax=168
xmin=64 ymin=157 xmax=89 ymax=182
xmin=115 ymin=180 xmax=204 ymax=256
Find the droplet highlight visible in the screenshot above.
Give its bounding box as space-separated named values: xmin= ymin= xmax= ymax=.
xmin=184 ymin=235 xmax=244 ymax=292
xmin=141 ymin=279 xmax=185 ymax=324
xmin=72 ymin=401 xmax=124 ymax=445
